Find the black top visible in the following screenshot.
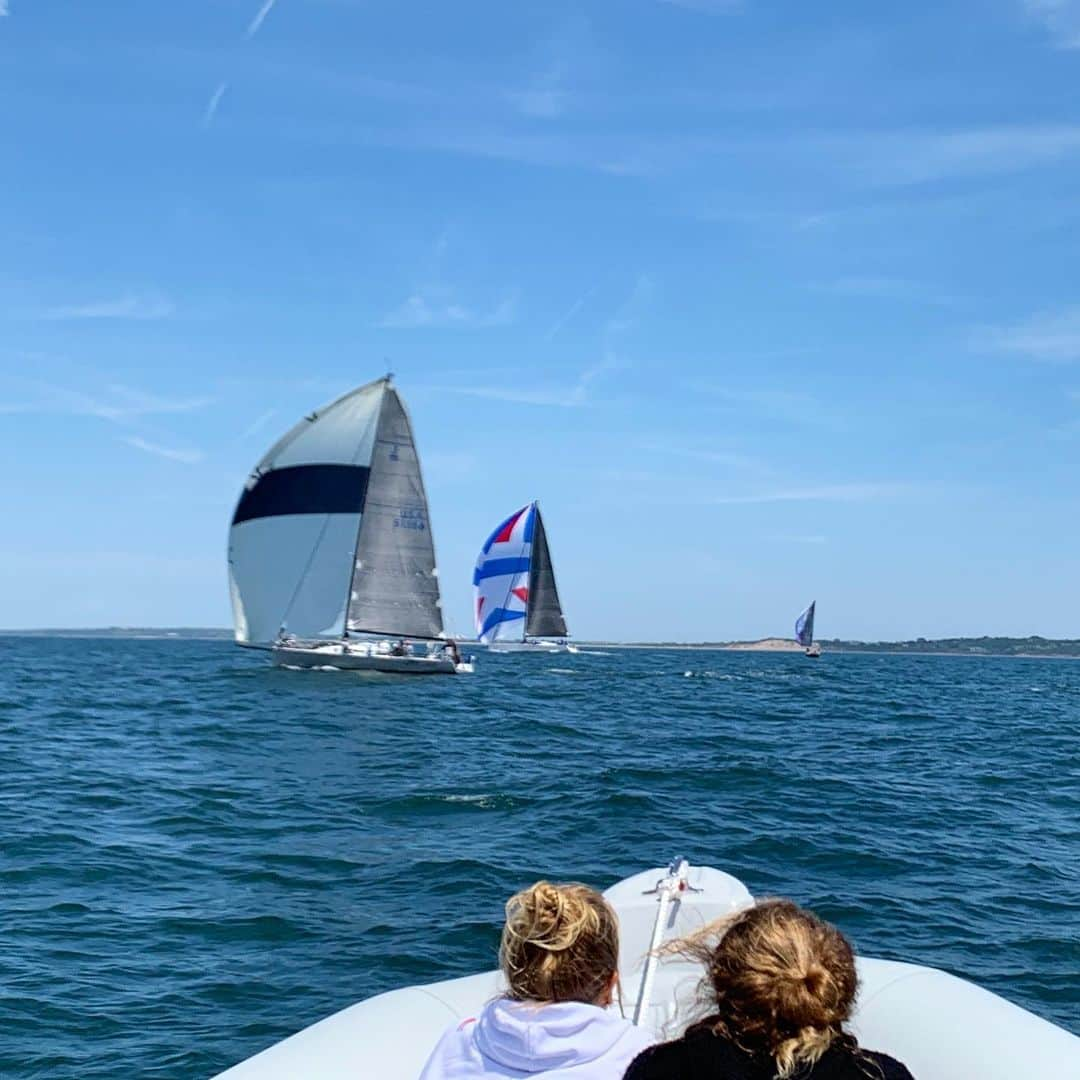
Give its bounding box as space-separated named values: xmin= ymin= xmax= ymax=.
xmin=625 ymin=1025 xmax=915 ymax=1080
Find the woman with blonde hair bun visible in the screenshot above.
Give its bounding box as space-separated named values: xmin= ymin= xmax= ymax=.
xmin=420 ymin=881 xmax=654 ymax=1079
xmin=624 ymin=899 xmax=914 ymax=1080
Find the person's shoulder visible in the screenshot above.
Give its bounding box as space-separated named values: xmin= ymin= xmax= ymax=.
xmin=857 ymin=1049 xmax=916 ymax=1080
xmin=623 ymin=1038 xmax=683 ymax=1080
xmin=624 ymin=1025 xmax=750 ymax=1079
xmin=417 ymin=1018 xmax=478 ymax=1080
xmin=614 ymin=1016 xmax=661 ymax=1055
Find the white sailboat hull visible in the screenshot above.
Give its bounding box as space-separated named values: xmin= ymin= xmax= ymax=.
xmin=487 ymin=640 xmax=578 ymax=653
xmin=213 ymin=863 xmax=1080 ymax=1080
xmin=272 ymin=642 xmax=472 ymax=675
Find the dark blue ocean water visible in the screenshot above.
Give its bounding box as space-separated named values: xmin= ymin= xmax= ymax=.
xmin=1 ymin=639 xmax=1077 ymax=1078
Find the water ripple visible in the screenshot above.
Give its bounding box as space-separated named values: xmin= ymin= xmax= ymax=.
xmin=0 ymin=640 xmax=1077 ymax=1078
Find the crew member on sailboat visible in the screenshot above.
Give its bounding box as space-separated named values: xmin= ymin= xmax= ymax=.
xmin=473 ymin=502 xmax=573 ymax=652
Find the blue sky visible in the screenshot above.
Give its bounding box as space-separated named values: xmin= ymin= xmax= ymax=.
xmin=3 ymin=0 xmax=1080 ymax=639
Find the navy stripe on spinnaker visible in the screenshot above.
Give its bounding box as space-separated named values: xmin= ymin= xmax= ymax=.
xmin=232 ymin=464 xmax=371 ymax=524
xmin=473 ymin=556 xmax=531 ymax=584
xmin=480 ymin=607 xmax=526 ymax=637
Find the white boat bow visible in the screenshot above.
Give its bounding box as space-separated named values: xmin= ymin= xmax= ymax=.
xmin=213 ymin=863 xmax=1079 ymax=1080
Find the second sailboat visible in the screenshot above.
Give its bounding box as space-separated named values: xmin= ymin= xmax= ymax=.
xmin=474 ymin=502 xmax=574 ymax=652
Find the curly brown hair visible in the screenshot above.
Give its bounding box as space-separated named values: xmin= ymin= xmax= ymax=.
xmin=500 ymin=881 xmax=620 ymax=1005
xmin=671 ymin=899 xmax=859 ymax=1078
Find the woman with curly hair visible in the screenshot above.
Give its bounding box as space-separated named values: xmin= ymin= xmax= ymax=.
xmin=420 ymin=881 xmax=654 ymax=1079
xmin=625 ymin=899 xmax=914 ymax=1080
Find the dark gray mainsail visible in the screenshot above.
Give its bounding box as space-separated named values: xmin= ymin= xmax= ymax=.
xmin=346 ymin=385 xmax=443 ymax=639
xmin=525 ymin=508 xmax=568 ymax=640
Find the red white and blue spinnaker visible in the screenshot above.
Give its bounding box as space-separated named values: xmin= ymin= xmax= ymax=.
xmin=473 ymin=503 xmax=536 ymax=643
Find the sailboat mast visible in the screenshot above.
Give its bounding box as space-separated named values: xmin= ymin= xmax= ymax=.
xmin=341 ymin=378 xmax=390 ymax=637
xmin=522 ymin=501 xmax=537 ymax=643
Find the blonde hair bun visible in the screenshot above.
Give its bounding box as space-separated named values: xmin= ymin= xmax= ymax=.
xmin=500 ymin=882 xmax=620 ymax=1005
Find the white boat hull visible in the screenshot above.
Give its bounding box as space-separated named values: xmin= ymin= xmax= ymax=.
xmin=488 ymin=640 xmax=578 ymax=653
xmin=213 ymin=864 xmax=1079 ymax=1080
xmin=272 ymin=642 xmax=472 ymax=675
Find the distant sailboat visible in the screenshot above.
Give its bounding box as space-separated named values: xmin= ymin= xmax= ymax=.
xmin=227 ymin=376 xmax=472 ymax=674
xmin=795 ymin=601 xmax=821 ymax=658
xmin=473 ymin=502 xmax=575 ymax=652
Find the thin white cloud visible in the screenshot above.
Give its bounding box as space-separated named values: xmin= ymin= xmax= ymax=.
xmin=640 ymin=443 xmax=767 ymax=471
xmin=0 ymin=378 xmax=212 ymax=423
xmin=447 ymin=385 xmax=584 ymax=408
xmin=246 ymin=0 xmax=278 ymax=38
xmin=659 ymin=0 xmax=743 ymax=12
xmin=979 ymin=307 xmax=1080 ymax=362
xmin=203 ymin=82 xmax=228 ymax=128
xmin=711 ymin=484 xmax=905 ymax=505
xmin=509 ymin=56 xmax=570 ymax=119
xmin=44 ymin=294 xmax=174 ymax=321
xmin=682 ymin=381 xmax=834 ymax=427
xmin=378 ymin=294 xmax=517 ymax=329
xmin=511 ymin=88 xmax=567 ymax=119
xmin=448 ymin=354 xmax=618 ymax=409
xmin=123 ymin=437 xmax=204 ymax=465
xmin=545 ymin=286 xmax=595 ymax=341
xmin=848 ymin=125 xmax=1080 ymax=186
xmin=0 ymin=2 xmax=9 ymax=16
xmin=814 ymin=276 xmax=918 ymax=298
xmin=285 ymin=109 xmax=1080 ymax=184
xmin=238 ymin=409 xmax=278 ymax=441
xmin=605 ymin=274 xmax=654 ymax=338
xmin=104 ymin=385 xmax=212 ymax=418
xmin=368 ymin=128 xmax=656 ymax=177
xmin=810 ymin=276 xmax=966 ymax=308
xmin=424 ymin=450 xmax=478 ymax=477
xmin=1024 ymin=0 xmax=1080 ymax=48
xmin=479 ymin=278 xmax=650 ymax=407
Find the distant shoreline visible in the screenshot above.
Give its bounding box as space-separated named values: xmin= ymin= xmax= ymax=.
xmin=3 ymin=628 xmax=1080 ymax=658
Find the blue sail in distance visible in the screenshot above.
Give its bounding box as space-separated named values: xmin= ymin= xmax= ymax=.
xmin=795 ymin=601 xmax=816 ymax=647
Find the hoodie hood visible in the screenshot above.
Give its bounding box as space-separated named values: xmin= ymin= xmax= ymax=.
xmin=472 ymin=998 xmax=652 ymax=1074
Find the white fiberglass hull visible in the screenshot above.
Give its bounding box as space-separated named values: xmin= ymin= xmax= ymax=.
xmin=272 ymin=642 xmax=472 ymax=675
xmin=487 ymin=640 xmax=578 ymax=653
xmin=213 ymin=864 xmax=1079 ymax=1080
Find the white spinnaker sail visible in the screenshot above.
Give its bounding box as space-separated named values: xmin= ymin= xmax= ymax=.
xmin=227 ymin=379 xmax=386 ymax=646
xmin=473 ymin=504 xmax=533 ymax=643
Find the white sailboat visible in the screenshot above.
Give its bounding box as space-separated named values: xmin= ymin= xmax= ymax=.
xmin=796 ymin=600 xmax=821 ymax=658
xmin=227 ymin=376 xmax=472 ymax=675
xmin=473 ymin=501 xmax=576 ymax=653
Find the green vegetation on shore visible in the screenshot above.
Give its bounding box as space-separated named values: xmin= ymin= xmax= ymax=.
xmin=620 ymin=636 xmax=1080 ymax=656
xmin=817 ymin=635 xmax=1080 ymax=657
